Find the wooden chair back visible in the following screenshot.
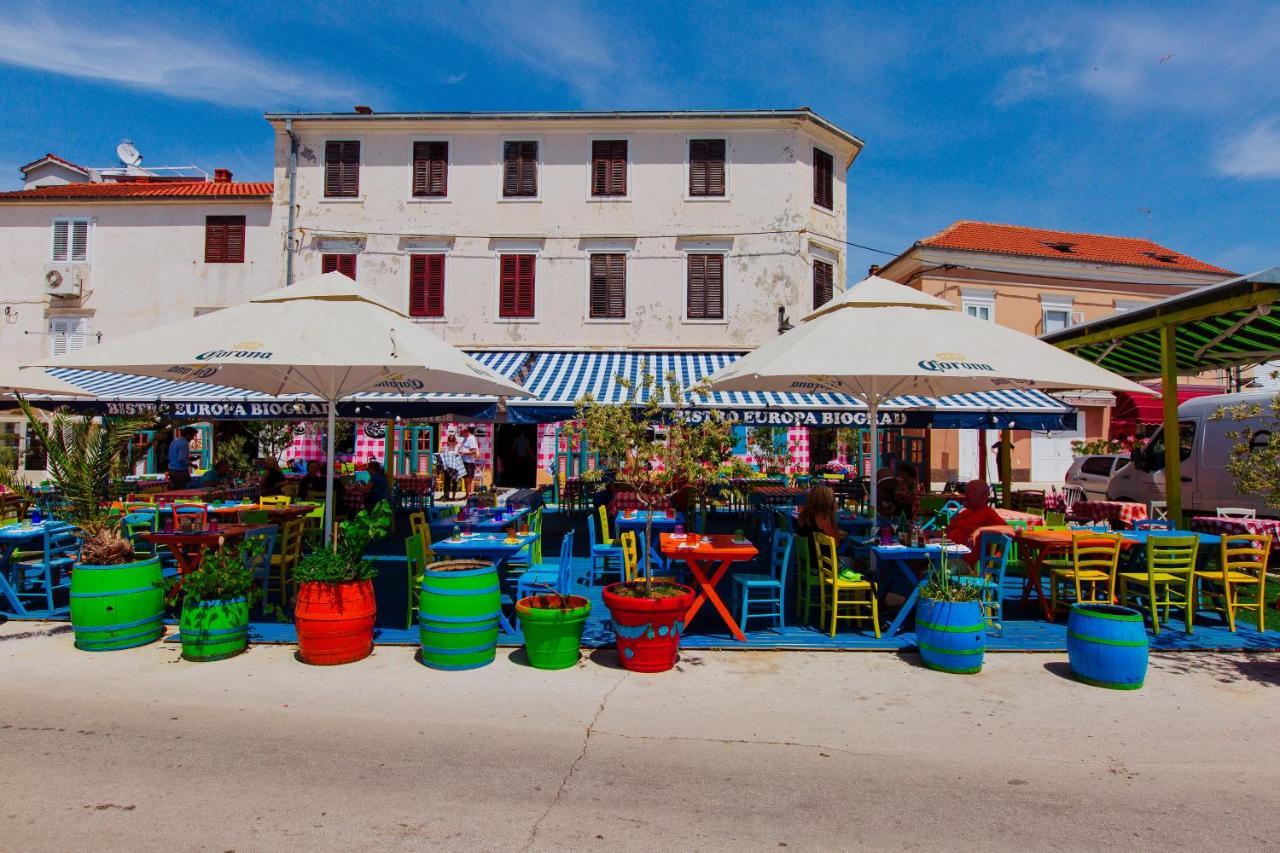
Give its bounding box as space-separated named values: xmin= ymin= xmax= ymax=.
xmin=619 ymin=531 xmax=639 ymax=582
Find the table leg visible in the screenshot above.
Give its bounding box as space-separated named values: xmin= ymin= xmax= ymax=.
xmin=1019 ymin=545 xmax=1055 ymax=621
xmin=684 ymin=557 xmax=746 ymax=641
xmin=492 ymin=554 xmax=517 ymax=635
xmin=883 ymin=557 xmax=928 ymax=636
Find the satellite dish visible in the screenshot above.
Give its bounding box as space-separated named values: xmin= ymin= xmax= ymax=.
xmin=116 ymin=140 xmax=142 ymax=166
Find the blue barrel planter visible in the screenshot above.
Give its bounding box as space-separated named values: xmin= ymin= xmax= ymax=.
xmin=916 ymin=597 xmax=985 ymax=674
xmin=1067 ymin=603 xmax=1148 ymax=690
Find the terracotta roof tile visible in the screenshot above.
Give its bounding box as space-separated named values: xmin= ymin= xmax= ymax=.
xmin=0 ymin=181 xmax=273 ymax=201
xmin=918 ymin=220 xmax=1233 ymax=275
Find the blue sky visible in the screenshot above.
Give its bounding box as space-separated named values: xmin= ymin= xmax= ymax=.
xmin=1 ymin=0 xmax=1277 ymax=276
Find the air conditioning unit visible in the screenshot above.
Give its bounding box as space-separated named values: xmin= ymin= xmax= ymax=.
xmin=44 ymin=265 xmax=85 ymax=299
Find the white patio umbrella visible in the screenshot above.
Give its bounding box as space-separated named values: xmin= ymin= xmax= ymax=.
xmin=0 ymin=366 xmax=94 ymax=397
xmin=705 ymin=275 xmax=1156 ymax=517
xmin=29 ymin=272 xmax=528 ymax=541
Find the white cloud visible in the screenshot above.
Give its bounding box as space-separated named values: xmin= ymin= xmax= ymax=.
xmin=0 ymin=13 xmax=359 ymax=108
xmin=1217 ymin=120 xmax=1280 ymax=179
xmin=443 ymin=72 xmax=468 ymax=85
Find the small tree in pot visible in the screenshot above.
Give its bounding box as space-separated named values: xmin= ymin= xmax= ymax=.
xmin=571 ymin=373 xmax=737 ymax=673
xmin=176 ymin=539 xmax=262 ymax=662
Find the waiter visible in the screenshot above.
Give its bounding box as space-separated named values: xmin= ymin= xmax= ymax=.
xmin=167 ymin=427 xmax=198 ymax=488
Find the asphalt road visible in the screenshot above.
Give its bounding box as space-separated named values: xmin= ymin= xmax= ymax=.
xmin=1 ymin=622 xmax=1278 ymax=852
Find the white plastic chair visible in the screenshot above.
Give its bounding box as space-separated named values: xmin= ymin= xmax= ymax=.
xmin=1216 ymin=507 xmax=1257 ymax=519
xmin=1148 ymin=500 xmax=1169 ymax=520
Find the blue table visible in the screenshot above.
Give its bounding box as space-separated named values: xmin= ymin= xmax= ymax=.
xmin=1119 ymin=529 xmax=1221 ymax=572
xmin=0 ymin=521 xmax=74 ymax=616
xmin=616 ymin=511 xmax=685 ymax=572
xmin=788 ymin=508 xmax=875 ymax=535
xmin=432 ymin=506 xmax=530 ymax=539
xmin=430 ymin=532 xmax=541 ymax=634
xmin=870 ymin=543 xmax=971 ymax=636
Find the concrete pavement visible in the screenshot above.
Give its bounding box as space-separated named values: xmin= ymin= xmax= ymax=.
xmin=1 ymin=621 xmax=1278 ymax=851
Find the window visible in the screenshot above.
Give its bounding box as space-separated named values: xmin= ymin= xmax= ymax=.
xmin=324 ymin=140 xmax=360 ymax=198
xmin=204 ymin=215 xmax=246 ymax=263
xmin=51 ymin=218 xmax=90 ymax=262
xmin=1043 ymin=309 xmax=1072 ymax=333
xmin=813 ymin=147 xmax=834 ymax=210
xmin=499 ymin=254 xmax=536 ymax=318
xmin=591 ymin=140 xmax=627 ymax=197
xmin=502 ymin=141 xmax=538 ymax=197
xmin=409 ymin=254 xmax=445 ymax=318
xmin=1080 ymin=456 xmax=1115 ymax=477
xmin=589 ymin=253 xmax=626 ymax=319
xmin=966 ymin=304 xmax=991 ymax=321
xmin=961 ymin=289 xmax=995 ymax=322
xmin=412 ymin=141 xmax=448 ymax=197
xmin=813 ymin=259 xmax=834 ymax=308
xmin=688 ymin=139 xmax=726 ymax=197
xmin=686 ymin=253 xmax=725 ymax=319
xmin=49 ymin=316 xmax=90 ymax=356
xmin=321 ymin=253 xmax=357 ymax=280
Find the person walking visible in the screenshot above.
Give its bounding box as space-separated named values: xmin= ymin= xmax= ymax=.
xmin=458 ymin=426 xmax=480 ymax=497
xmin=167 ymin=427 xmax=197 ymax=489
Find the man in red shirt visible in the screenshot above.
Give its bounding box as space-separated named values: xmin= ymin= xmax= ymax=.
xmin=946 ymin=480 xmax=1007 ymax=565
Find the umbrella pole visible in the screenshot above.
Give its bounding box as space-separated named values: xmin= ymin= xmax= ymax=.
xmin=867 ymin=396 xmax=879 ymax=522
xmin=324 ymin=400 xmax=337 ymax=546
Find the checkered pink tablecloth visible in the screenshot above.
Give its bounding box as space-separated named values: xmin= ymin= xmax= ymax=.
xmin=1190 ymin=516 xmax=1280 ymax=537
xmin=1066 ymin=501 xmax=1148 ymax=527
xmin=995 ymin=508 xmax=1045 ymax=527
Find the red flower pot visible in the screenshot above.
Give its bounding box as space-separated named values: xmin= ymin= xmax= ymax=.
xmin=295 ymin=579 xmax=376 ymax=665
xmin=602 ymin=582 xmax=695 ymax=673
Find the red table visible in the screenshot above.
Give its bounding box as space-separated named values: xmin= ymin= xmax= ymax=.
xmin=1066 ymin=501 xmax=1147 ymax=528
xmin=141 ymin=525 xmax=251 ymax=598
xmin=659 ymin=533 xmax=758 ymax=641
xmin=1190 ymin=516 xmax=1280 ymax=538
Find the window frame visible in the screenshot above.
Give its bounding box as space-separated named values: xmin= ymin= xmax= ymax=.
xmin=684 ymin=136 xmax=730 ymax=201
xmin=498 ymin=137 xmax=542 ymax=202
xmin=204 ymin=214 xmax=247 ymax=264
xmin=587 ymin=136 xmax=631 ymax=201
xmin=683 ymin=249 xmax=728 ymax=323
xmin=321 ymin=137 xmax=363 ymax=201
xmin=495 ymin=252 xmax=539 ymax=321
xmin=408 ymin=137 xmax=451 ymax=202
xmin=584 ymin=250 xmax=630 ymax=322
xmin=812 ymin=145 xmax=835 ymax=212
xmin=50 ymin=217 xmax=92 ymax=263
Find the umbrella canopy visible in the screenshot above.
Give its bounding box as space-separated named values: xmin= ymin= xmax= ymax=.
xmin=706 ymin=275 xmax=1156 ymax=516
xmin=30 ymin=272 xmax=529 ymax=541
xmin=0 ymin=366 xmax=93 ymax=397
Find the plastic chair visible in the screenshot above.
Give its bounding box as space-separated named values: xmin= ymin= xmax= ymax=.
xmin=586 ymin=512 xmax=624 ymax=587
xmin=1216 ymin=507 xmax=1257 ymax=519
xmin=1050 ymin=532 xmax=1122 ymax=616
xmin=267 ymin=519 xmax=303 ymax=604
xmin=242 ymin=525 xmax=278 ymax=602
xmin=1194 ymin=534 xmax=1271 ymax=632
xmin=733 ymin=530 xmax=792 ymax=632
xmin=1119 ymin=533 xmax=1198 ymax=634
xmin=954 ymin=532 xmax=1011 ymax=636
xmin=814 ymin=532 xmax=879 ymax=638
xmin=1133 ymin=519 xmax=1173 ymax=531
xmin=516 ymin=531 xmax=575 ymax=601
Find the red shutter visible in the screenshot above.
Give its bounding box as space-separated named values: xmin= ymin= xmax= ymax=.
xmin=687 ymin=254 xmax=723 ymax=318
xmin=325 ymin=140 xmax=360 ymax=198
xmin=409 ymin=254 xmax=445 ymax=317
xmin=589 ymin=253 xmax=626 ymax=318
xmin=591 ymin=140 xmax=627 ymax=196
xmin=322 ymin=253 xmax=357 ymax=279
xmin=503 ymin=141 xmax=537 ymax=197
xmin=413 ymin=141 xmax=448 ymax=197
xmin=204 ymin=216 xmax=246 ymax=263
xmin=813 ymin=259 xmax=834 ymax=307
xmin=689 ymin=139 xmax=726 ymax=196
xmin=500 ymin=254 xmax=536 ymax=317
xmin=813 ymin=148 xmax=834 ymax=210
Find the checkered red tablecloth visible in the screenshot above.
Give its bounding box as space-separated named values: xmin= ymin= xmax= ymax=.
xmin=995 ymin=508 xmax=1045 ymax=527
xmin=1066 ymin=501 xmax=1148 ymax=527
xmin=1190 ymin=516 xmax=1280 ymax=538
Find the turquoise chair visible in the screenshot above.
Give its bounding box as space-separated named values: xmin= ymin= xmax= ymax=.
xmin=585 ymin=513 xmax=624 ymax=587
xmin=121 ymin=511 xmax=159 ymax=554
xmin=516 ymin=531 xmax=575 ymax=601
xmin=954 ymin=531 xmax=1011 ymax=636
xmin=733 ymin=530 xmax=793 ymax=633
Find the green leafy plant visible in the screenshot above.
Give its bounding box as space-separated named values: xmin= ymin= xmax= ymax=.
xmin=921 ymin=550 xmax=983 ymax=603
xmin=17 ymin=399 xmax=148 ymax=565
xmin=1070 ymin=436 xmax=1137 ymax=457
xmin=294 ymin=500 xmax=392 ymax=584
xmin=1213 ymin=392 xmax=1280 ymax=507
xmin=179 ymin=539 xmax=262 ymax=604
xmin=215 ymin=432 xmax=255 ymax=481
xmin=243 ymin=420 xmax=297 ymax=461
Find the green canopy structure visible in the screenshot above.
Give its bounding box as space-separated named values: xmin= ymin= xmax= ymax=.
xmin=1042 ymin=267 xmax=1280 ymax=520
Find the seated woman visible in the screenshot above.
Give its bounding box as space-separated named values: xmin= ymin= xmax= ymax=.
xmin=945 ymin=479 xmax=1007 ymax=565
xmin=797 ymin=484 xmax=845 ymax=544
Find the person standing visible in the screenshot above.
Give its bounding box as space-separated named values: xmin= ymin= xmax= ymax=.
xmin=167 ymin=427 xmax=197 ymax=489
xmin=458 ymin=426 xmax=480 ymax=497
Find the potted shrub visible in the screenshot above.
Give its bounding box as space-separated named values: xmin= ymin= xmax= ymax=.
xmin=572 ymin=373 xmax=737 ymax=673
xmin=176 ymin=539 xmax=261 ymax=661
xmin=915 ymin=559 xmax=986 ymax=675
xmin=516 ymin=589 xmax=591 ymax=670
xmin=293 ymin=500 xmax=391 ymax=665
xmin=16 ymin=401 xmax=159 ymax=651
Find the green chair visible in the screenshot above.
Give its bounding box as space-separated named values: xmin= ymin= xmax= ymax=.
xmin=405 ymin=533 xmax=430 ymax=629
xmin=795 ymin=534 xmax=821 ymax=625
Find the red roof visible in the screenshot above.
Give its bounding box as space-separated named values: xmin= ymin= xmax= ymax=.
xmin=917 ymin=221 xmax=1233 ymax=275
xmin=0 ymin=181 xmax=273 ymax=201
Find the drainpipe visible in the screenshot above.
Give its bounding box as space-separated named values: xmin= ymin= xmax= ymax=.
xmin=284 ymin=119 xmax=298 ymax=287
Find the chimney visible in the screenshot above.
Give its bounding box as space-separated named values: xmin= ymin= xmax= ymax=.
xmin=868 ymin=264 xmax=881 ymax=276
xmin=213 ymin=168 xmax=233 ymax=183
xmin=354 ymin=105 xmax=373 ymax=114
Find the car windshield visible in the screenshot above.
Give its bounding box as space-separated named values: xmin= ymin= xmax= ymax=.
xmin=1139 ymin=422 xmax=1195 ymax=469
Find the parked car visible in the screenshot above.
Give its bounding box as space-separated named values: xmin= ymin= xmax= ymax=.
xmin=1065 ymin=454 xmax=1127 ymax=499
xmin=1107 ymin=391 xmax=1278 ymax=517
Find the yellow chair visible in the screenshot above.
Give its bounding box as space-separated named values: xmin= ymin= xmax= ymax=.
xmin=267 ymin=518 xmax=304 ymax=604
xmin=405 ymin=530 xmax=436 ymax=629
xmin=597 ymin=504 xmax=615 ymax=546
xmin=1194 ymin=534 xmax=1270 ymax=632
xmin=1050 ymin=532 xmax=1122 ymax=616
xmin=814 ymin=532 xmax=879 ymax=638
xmin=1119 ymin=534 xmax=1198 ymax=634
xmin=300 ymin=501 xmax=326 ymax=549
xmin=260 ymin=494 xmax=292 ymax=508
xmin=408 ymin=511 xmax=428 ymax=540
xmin=620 ymin=529 xmax=674 ymax=584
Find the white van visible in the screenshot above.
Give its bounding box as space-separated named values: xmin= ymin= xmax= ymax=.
xmin=1106 ymin=390 xmax=1277 ymax=517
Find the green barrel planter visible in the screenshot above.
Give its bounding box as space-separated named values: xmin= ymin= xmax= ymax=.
xmin=916 ymin=597 xmax=986 ymax=674
xmin=418 ymin=560 xmax=500 ymax=671
xmin=70 ymin=555 xmax=165 ymax=652
xmin=516 ymin=594 xmax=591 ymax=670
xmin=180 ymin=597 xmax=250 ymax=662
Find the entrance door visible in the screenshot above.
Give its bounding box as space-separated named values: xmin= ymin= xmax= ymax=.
xmin=494 ymin=424 xmax=537 ymax=488
xmin=1031 ymin=424 xmax=1084 ymax=484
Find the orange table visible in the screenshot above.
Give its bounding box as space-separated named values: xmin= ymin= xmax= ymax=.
xmin=659 ymin=533 xmax=758 ymax=642
xmin=1013 ymin=529 xmax=1136 ymax=621
xmin=141 ymin=525 xmax=251 ymax=599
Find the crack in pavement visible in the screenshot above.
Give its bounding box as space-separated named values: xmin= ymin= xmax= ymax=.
xmin=592 ymin=730 xmax=878 ymax=758
xmin=523 ymin=671 xmax=630 ymax=851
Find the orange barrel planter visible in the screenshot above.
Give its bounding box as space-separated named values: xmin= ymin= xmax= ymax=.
xmin=602 ymin=582 xmax=695 ymax=673
xmin=295 ymin=579 xmax=376 ymax=665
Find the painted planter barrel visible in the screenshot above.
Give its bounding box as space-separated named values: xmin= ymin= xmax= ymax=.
xmin=419 ymin=560 xmax=500 ymax=671
xmin=516 ymin=595 xmax=591 ymax=670
xmin=180 ymin=597 xmax=249 ymax=662
xmin=916 ymin=597 xmax=986 ymax=675
xmin=70 ymin=556 xmax=165 ymax=652
xmin=295 ymin=579 xmax=376 ymax=665
xmin=602 ymin=582 xmax=695 ymax=673
xmin=1067 ymin=603 xmax=1148 ymax=690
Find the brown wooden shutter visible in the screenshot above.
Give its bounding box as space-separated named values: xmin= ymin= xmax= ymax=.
xmin=813 ymin=148 xmax=834 ymax=209
xmin=813 ymin=259 xmax=834 ymax=307
xmin=409 ymin=254 xmax=445 ymax=317
xmin=591 ymin=140 xmax=627 ymax=196
xmin=324 ymin=140 xmax=360 ymax=198
xmin=503 ymin=141 xmax=537 ymax=197
xmin=322 ymin=253 xmax=357 ymax=279
xmin=589 ymin=253 xmax=626 ymax=318
xmin=204 ymin=216 xmax=245 ymax=263
xmin=689 ymin=139 xmax=726 ymax=196
xmin=687 ymin=254 xmax=722 ymax=318
xmin=412 ymin=141 xmax=448 ymax=197
xmin=225 ymin=217 xmax=245 ymax=262
xmin=499 ymin=254 xmax=536 ymax=317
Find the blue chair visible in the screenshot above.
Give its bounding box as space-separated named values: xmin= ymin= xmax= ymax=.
xmin=954 ymin=531 xmax=1011 ymax=636
xmin=1133 ymin=518 xmax=1174 ymax=531
xmin=7 ymin=523 xmax=79 ymax=616
xmin=241 ymin=525 xmax=278 ymax=602
xmin=121 ymin=511 xmax=159 ymax=554
xmin=586 ymin=513 xmax=624 ymax=587
xmin=732 ymin=530 xmax=793 ymax=632
xmin=516 ymin=531 xmax=575 ymax=600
